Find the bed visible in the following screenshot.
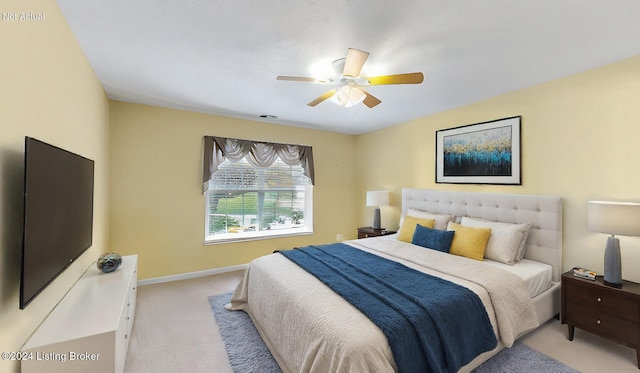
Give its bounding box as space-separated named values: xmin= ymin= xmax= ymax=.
xmin=228 ymin=188 xmax=563 ymax=372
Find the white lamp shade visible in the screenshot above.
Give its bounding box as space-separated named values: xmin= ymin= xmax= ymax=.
xmin=588 ymin=201 xmax=640 ymax=236
xmin=366 ymin=191 xmax=389 ymax=207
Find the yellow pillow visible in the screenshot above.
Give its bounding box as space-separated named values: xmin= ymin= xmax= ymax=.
xmin=398 ymin=216 xmax=435 ymax=242
xmin=447 ymin=222 xmax=492 ymax=261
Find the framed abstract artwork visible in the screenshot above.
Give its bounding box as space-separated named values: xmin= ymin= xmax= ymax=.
xmin=435 ymin=116 xmax=521 ymax=185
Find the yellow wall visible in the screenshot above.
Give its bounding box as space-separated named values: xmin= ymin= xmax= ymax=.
xmin=356 ymin=55 xmax=640 ymax=282
xmin=109 ymin=102 xmax=357 ymax=279
xmin=110 ymin=56 xmax=640 ymax=282
xmin=0 ymin=1 xmax=110 ymax=372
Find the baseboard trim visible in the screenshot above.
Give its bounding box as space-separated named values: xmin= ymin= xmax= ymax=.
xmin=138 ymin=264 xmax=248 ymax=286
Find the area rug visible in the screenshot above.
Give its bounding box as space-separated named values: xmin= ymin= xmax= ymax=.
xmin=209 ymin=292 xmax=281 ymax=373
xmin=209 ymin=292 xmax=580 ymax=373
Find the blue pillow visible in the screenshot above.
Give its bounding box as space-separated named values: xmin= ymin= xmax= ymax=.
xmin=411 ymin=224 xmax=455 ymax=253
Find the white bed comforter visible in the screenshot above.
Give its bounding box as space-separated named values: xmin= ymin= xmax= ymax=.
xmin=228 ymin=237 xmax=539 ymax=373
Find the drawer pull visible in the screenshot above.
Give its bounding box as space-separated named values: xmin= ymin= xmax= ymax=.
xmin=597 ymin=297 xmax=602 ymax=302
xmin=597 ymin=320 xmax=601 ymax=325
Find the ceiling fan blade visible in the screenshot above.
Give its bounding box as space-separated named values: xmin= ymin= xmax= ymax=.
xmin=359 ymin=88 xmax=382 ymax=108
xmin=342 ymin=48 xmax=369 ymax=77
xmin=367 ymin=72 xmax=424 ymax=85
xmin=307 ymin=89 xmax=337 ymax=107
xmin=276 ymin=76 xmax=319 ymax=82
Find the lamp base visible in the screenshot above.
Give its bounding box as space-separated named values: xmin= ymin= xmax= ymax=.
xmin=604 ymin=236 xmax=622 ymax=287
xmin=603 ymin=280 xmax=623 ymax=289
xmin=372 ymin=207 xmax=381 ymax=230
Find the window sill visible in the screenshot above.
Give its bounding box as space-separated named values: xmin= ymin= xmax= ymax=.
xmin=203 ymin=228 xmax=314 ymax=245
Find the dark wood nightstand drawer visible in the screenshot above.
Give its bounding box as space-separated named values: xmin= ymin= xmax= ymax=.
xmin=561 ymin=271 xmax=640 ymax=368
xmin=566 ymin=301 xmax=638 ymax=345
xmin=565 ymin=280 xmax=638 ymax=322
xmin=357 ymin=227 xmax=396 ymax=239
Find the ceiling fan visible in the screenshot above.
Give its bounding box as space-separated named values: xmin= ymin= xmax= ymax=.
xmin=276 ymin=48 xmax=424 ymax=108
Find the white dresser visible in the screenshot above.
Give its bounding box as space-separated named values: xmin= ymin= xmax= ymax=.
xmin=22 ymin=255 xmax=138 ymax=373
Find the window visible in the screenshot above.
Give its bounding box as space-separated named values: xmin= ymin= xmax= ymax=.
xmin=202 ymin=136 xmax=314 ymax=243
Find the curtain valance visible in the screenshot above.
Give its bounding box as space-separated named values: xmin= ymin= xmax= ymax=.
xmin=203 ymin=136 xmax=315 ymax=192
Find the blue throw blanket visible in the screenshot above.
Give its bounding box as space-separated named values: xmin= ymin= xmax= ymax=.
xmin=280 ymin=243 xmax=497 ymax=373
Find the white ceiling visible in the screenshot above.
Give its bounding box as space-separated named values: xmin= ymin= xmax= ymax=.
xmin=56 ymin=1 xmax=640 ymax=135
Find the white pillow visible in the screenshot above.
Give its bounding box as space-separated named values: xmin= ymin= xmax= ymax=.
xmin=403 ymin=209 xmax=456 ymax=230
xmin=460 ymin=216 xmax=531 ymax=265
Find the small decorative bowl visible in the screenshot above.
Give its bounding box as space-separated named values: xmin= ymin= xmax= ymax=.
xmin=97 ymin=253 xmax=122 ymax=273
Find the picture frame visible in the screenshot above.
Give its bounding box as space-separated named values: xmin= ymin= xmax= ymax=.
xmin=435 ymin=116 xmax=521 ymax=185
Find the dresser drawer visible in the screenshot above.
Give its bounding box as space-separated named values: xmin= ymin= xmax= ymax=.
xmin=566 ymin=301 xmax=638 ymax=345
xmin=565 ymin=280 xmax=638 ymax=322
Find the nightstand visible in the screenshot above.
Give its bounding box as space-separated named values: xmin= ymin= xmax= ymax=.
xmin=357 ymin=227 xmax=396 ymax=239
xmin=561 ymin=270 xmax=640 ymax=368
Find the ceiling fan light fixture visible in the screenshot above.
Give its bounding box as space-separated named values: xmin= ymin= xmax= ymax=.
xmin=277 ymin=48 xmax=423 ymax=109
xmin=309 ymin=58 xmax=337 ymax=82
xmin=335 ymin=85 xmax=365 ymax=108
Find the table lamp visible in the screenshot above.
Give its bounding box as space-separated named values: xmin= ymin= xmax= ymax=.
xmin=366 ymin=191 xmax=389 ymax=230
xmin=587 ymin=201 xmax=640 ymax=287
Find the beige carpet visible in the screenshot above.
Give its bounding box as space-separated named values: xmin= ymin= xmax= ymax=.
xmin=124 ymin=270 xmax=639 ymax=373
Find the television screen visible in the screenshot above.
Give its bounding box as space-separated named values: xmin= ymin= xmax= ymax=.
xmin=20 ymin=137 xmax=94 ymax=309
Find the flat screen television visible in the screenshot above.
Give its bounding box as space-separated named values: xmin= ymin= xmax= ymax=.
xmin=20 ymin=137 xmax=95 ymax=309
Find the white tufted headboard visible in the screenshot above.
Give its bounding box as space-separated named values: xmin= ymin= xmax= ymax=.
xmin=402 ymin=188 xmax=563 ymax=282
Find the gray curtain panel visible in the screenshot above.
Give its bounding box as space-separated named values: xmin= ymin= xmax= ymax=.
xmin=203 ymin=136 xmax=314 ymax=192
